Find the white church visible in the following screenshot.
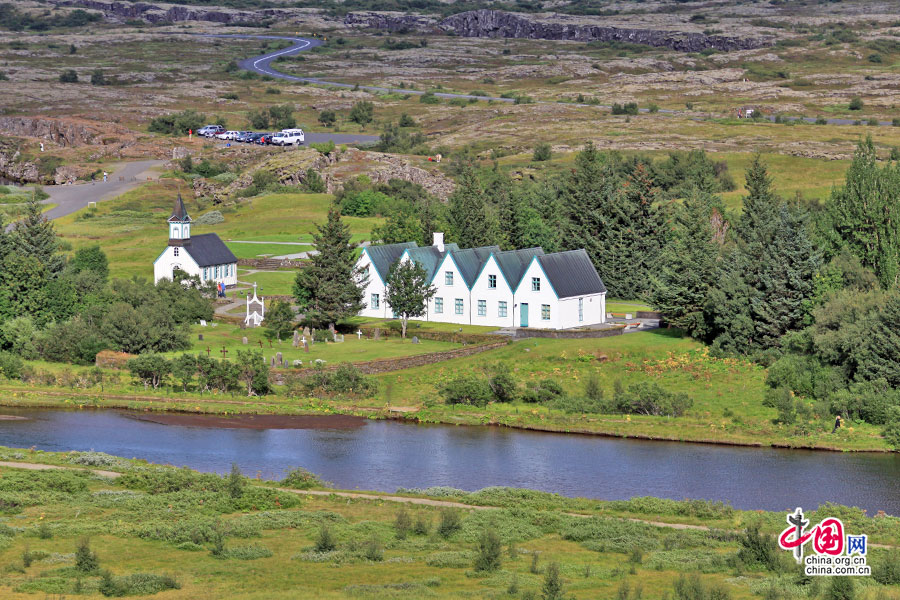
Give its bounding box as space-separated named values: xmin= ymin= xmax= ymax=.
xmin=153 ymin=195 xmax=238 ymax=287
xmin=356 ymin=233 xmax=607 ymax=330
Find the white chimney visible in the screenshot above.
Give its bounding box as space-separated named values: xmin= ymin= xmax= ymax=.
xmin=433 ymin=232 xmax=444 ymax=252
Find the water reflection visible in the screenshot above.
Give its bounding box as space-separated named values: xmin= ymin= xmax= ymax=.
xmin=0 ymin=408 xmax=897 ymax=514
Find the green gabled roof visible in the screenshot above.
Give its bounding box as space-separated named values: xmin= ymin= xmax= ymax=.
xmin=494 ymin=247 xmax=544 ymax=290
xmin=366 ymin=242 xmax=418 ymax=282
xmin=405 ymin=244 xmax=459 ymax=282
xmin=450 ymin=246 xmax=501 ymax=288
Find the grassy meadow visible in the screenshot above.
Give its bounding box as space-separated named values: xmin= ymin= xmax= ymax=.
xmin=0 ymin=449 xmax=897 ymax=599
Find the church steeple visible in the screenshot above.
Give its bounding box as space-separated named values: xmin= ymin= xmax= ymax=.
xmin=167 ymin=194 xmax=192 ymax=246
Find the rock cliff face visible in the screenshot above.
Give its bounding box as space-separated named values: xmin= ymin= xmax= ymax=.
xmin=0 ymin=116 xmax=126 ymax=147
xmin=347 ymin=9 xmax=772 ymax=52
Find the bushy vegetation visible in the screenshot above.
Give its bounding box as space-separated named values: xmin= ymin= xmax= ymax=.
xmin=148 ymin=110 xmax=206 ymax=136
xmin=0 ymin=4 xmax=100 ymax=31
xmin=285 ymin=362 xmax=375 ymax=397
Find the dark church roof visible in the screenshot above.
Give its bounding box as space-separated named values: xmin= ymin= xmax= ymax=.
xmin=365 ymin=242 xmax=418 ymax=282
xmin=183 ymin=233 xmax=236 ymax=267
xmin=168 ymin=194 xmax=192 ymax=223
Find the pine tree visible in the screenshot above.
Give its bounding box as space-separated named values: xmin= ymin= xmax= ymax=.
xmin=562 ymin=142 xmax=615 ymax=274
xmin=12 ymin=195 xmax=64 ymax=275
xmin=371 ymin=203 xmax=424 ymax=245
xmin=448 ymin=165 xmax=497 ymax=248
xmin=293 ymin=208 xmax=366 ymax=330
xmin=650 ymin=190 xmax=720 ymax=338
xmin=618 ymin=161 xmax=665 ymax=298
xmin=828 ymin=136 xmax=900 ymax=288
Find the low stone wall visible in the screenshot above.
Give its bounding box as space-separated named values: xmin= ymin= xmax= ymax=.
xmin=357 ymin=326 xmax=508 ymax=346
xmin=237 ymin=258 xmax=305 ymax=269
xmin=269 ymin=340 xmax=509 ymax=383
xmin=635 ymin=311 xmax=662 ymax=319
xmin=514 ymin=326 xmax=625 ymax=339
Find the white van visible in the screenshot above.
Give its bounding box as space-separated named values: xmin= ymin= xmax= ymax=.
xmin=272 ymin=129 xmax=305 ymax=146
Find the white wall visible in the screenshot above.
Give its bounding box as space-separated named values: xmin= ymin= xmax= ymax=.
xmin=558 ymin=293 xmax=606 ymax=329
xmin=514 ymin=260 xmax=560 ymax=329
xmin=356 ymin=250 xmax=390 ymax=319
xmin=427 ymin=254 xmax=470 ymax=325
xmin=154 ymin=247 xmax=237 ymax=288
xmin=469 ymin=255 xmax=515 ymax=328
xmin=199 ymin=263 xmax=238 ymax=288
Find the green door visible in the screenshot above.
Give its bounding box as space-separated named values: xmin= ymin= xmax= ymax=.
xmin=520 ymin=303 xmax=529 ymax=327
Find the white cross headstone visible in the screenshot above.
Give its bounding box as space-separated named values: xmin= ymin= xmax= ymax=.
xmin=199 ymin=320 xmax=207 ymax=327
xmin=300 ymin=336 xmax=306 ymax=346
xmin=356 ymin=329 xmax=363 ymax=340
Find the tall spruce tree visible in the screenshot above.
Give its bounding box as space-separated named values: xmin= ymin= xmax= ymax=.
xmin=828 ymin=136 xmax=900 ymax=288
xmin=13 ymin=195 xmax=65 ymax=276
xmin=293 ymin=208 xmax=366 ymax=330
xmin=562 ymin=142 xmax=615 ymax=276
xmin=448 ymin=165 xmax=496 ymax=248
xmin=650 ymin=190 xmax=721 ymax=338
xmin=618 ymin=161 xmax=665 ymax=298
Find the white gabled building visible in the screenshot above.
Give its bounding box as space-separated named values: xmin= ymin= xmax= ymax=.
xmin=356 ymin=233 xmax=607 ymax=330
xmin=153 ymin=195 xmax=238 ymax=287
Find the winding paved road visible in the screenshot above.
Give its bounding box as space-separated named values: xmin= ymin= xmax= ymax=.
xmin=219 ymin=33 xmax=894 ymax=126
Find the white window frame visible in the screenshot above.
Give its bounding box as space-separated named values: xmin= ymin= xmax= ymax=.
xmin=532 ymin=277 xmax=541 ymax=292
xmin=371 ymin=293 xmax=380 ymax=309
xmin=578 ymin=298 xmax=584 ymax=322
xmin=477 ymin=300 xmax=486 ymax=317
xmin=435 ymin=297 xmax=443 ymax=314
xmin=445 ymin=271 xmax=454 ymax=286
xmin=498 ymin=301 xmax=507 ymax=317
xmin=455 ymin=298 xmax=464 ymax=315
xmin=541 ymin=304 xmax=550 ymax=320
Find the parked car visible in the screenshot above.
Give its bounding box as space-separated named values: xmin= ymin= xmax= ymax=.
xmin=217 ymin=130 xmax=240 ymax=140
xmin=234 ymin=131 xmax=254 ymax=143
xmin=272 ymin=129 xmax=305 ymax=146
xmin=246 ymin=132 xmax=265 ymax=144
xmin=197 ymin=125 xmax=225 ymax=137
xmin=256 ymin=133 xmax=277 ymax=145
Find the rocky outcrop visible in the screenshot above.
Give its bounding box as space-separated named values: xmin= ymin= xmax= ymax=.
xmin=0 ymin=116 xmax=126 ymax=147
xmin=51 ymin=0 xmax=292 ymax=24
xmin=0 ymin=145 xmax=40 ymax=183
xmin=346 ymin=9 xmax=773 ymax=52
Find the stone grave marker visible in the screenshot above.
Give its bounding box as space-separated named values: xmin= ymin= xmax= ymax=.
xmin=242 ymin=337 xmax=248 ymax=345
xmin=373 ymin=328 xmax=381 ymax=340
xmin=198 ymin=334 xmax=203 ymax=341
xmin=411 ymin=336 xmax=419 ymax=344
xmin=276 ymin=352 xmax=283 ymax=366
xmin=292 ymin=331 xmax=300 ymax=348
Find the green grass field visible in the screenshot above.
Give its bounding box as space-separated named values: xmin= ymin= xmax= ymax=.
xmin=53 ymin=181 xmax=380 ymax=280
xmin=0 ymin=450 xmax=897 ymax=599
xmin=235 ymin=270 xmax=297 ymax=296
xmin=168 ymin=322 xmax=462 ymax=366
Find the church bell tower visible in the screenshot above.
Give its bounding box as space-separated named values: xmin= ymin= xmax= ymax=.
xmin=168 ymin=194 xmax=192 ymax=246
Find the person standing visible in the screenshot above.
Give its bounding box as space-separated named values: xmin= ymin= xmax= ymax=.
xmin=832 ymin=414 xmax=843 ymax=433
xmin=102 ymin=171 xmax=108 ymax=182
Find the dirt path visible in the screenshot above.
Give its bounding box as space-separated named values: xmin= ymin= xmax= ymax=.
xmin=0 ymin=460 xmax=121 ymax=479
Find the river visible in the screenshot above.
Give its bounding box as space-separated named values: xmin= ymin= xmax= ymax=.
xmin=0 ymin=408 xmax=898 ymax=514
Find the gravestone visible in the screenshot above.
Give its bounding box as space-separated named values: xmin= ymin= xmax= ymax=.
xmin=303 ymin=341 xmax=309 ymax=353
xmin=276 ymin=352 xmax=283 ymax=366
xmin=200 ymin=320 xmax=207 ymax=327
xmin=292 ymin=331 xmax=300 ymax=348
xmin=411 ymin=336 xmax=419 ymax=344
xmin=198 ymin=334 xmax=203 ymax=341
xmin=309 ymin=329 xmax=315 ymax=346
xmin=270 ymin=357 xmax=276 ymax=367
xmin=292 ymin=360 xmax=302 ymax=367
xmin=302 ymin=326 xmax=311 ymax=339
xmin=242 ymin=337 xmax=248 ymax=345
xmin=373 ymin=328 xmax=381 ymax=340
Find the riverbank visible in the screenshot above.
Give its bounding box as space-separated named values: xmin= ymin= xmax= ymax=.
xmin=0 ymin=383 xmax=891 ymax=453
xmin=0 ymin=448 xmax=897 ymax=599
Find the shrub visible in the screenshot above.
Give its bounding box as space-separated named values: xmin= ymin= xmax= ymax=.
xmin=362 ymin=537 xmax=383 ymax=561
xmin=521 ymin=379 xmax=565 ymax=404
xmin=883 ymin=419 xmax=900 ymax=450
xmin=474 ymin=528 xmax=502 ymax=571
xmin=59 ymin=69 xmax=78 ymax=83
xmin=227 ymin=463 xmax=244 ymax=499
xmin=542 ymin=562 xmax=565 ymax=600
xmin=613 ymin=381 xmax=692 ymax=417
xmin=99 ymin=571 xmax=180 ymax=596
xmin=218 ymin=545 xmax=273 ymax=560
xmin=315 ymin=525 xmax=337 ymax=552
xmin=816 ymin=116 xmax=828 ymax=125
xmin=736 ymin=526 xmax=781 ymax=571
xmin=37 ymin=522 xmax=52 ymax=540
xmin=420 ymin=91 xmax=440 ymax=104
xmin=441 ymin=375 xmax=493 ymax=407
xmin=488 ymin=363 xmax=518 ymax=403
xmin=318 ymin=110 xmax=336 ymax=126
xmin=673 ymin=574 xmax=731 ymax=599
xmin=398 ymin=113 xmax=416 ymax=127
xmin=194 ymin=210 xmax=224 ymax=225
xmin=75 ymin=538 xmax=99 ymax=573
xmin=0 ymin=351 xmax=24 ymax=380
xmin=310 ymin=140 xmax=335 ymax=155
xmin=648 ymin=103 xmax=660 ymax=113
xmin=148 ymin=110 xmax=205 ymax=136
xmin=849 ymin=97 xmax=864 ymax=111
xmin=349 ymin=101 xmax=374 ymax=125
xmin=533 ymin=143 xmax=552 ymax=162
xmin=265 ymin=86 xmax=280 ymax=94
xmin=826 ymin=576 xmax=855 ymax=600
xmin=90 ymin=68 xmax=106 ymax=86
xmin=437 ymin=509 xmax=462 ymax=538
xmin=868 ymin=53 xmax=883 ymax=63
xmin=394 ymin=508 xmax=411 ymax=539
xmin=612 ymin=102 xmax=639 ymax=115
xmin=281 ymin=467 xmax=327 ymax=490
xmin=413 ymin=514 xmax=430 ymax=535
xmin=873 ymin=549 xmax=900 ymax=585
